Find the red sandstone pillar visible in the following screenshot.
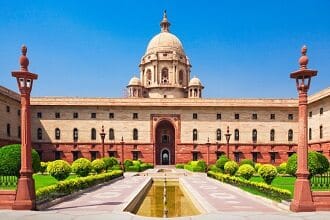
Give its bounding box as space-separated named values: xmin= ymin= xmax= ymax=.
xmin=12 ymin=45 xmax=38 ymax=210
xmin=290 ymin=46 xmax=317 ymax=212
xmin=120 ymin=137 xmax=124 ymax=169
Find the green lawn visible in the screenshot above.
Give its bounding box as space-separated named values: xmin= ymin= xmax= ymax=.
xmin=249 ymin=176 xmax=296 ymax=194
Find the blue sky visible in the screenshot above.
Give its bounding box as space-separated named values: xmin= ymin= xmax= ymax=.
xmin=0 ymin=0 xmax=329 ymax=98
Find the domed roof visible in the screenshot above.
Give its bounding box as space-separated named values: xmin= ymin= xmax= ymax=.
xmin=189 ymin=77 xmax=203 ymax=87
xmin=146 ymin=32 xmax=184 ymax=54
xmin=128 ymin=76 xmax=141 ymax=86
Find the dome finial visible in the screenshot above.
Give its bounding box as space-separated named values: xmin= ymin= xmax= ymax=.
xmin=160 ymin=10 xmax=170 ymax=32
xmin=20 ymin=44 xmax=29 ymax=71
xmin=299 ymin=45 xmax=308 ymax=69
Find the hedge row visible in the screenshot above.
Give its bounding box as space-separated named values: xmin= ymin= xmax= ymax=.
xmin=207 ymin=171 xmax=291 ymax=201
xmin=124 ymin=159 xmax=154 ymax=172
xmin=36 ymin=170 xmax=123 ymax=202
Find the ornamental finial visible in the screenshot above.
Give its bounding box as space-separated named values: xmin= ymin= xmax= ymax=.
xmin=299 ymin=45 xmax=308 ymax=69
xmin=160 ymin=10 xmax=170 ymax=32
xmin=19 ymin=45 xmax=29 ymax=71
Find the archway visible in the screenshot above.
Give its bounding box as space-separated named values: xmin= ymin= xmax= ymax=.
xmin=155 ymin=120 xmax=175 ymax=165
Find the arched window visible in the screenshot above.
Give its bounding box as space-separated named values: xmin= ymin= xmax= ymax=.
xmin=270 ymin=129 xmax=275 ymax=141
xmin=234 ymin=129 xmax=239 ymax=141
xmin=6 ymin=123 xmax=11 ymax=137
xmin=252 ymin=129 xmax=257 ymax=142
xmin=91 ymin=128 xmax=96 ymax=140
xmin=146 ymin=69 xmax=152 ymax=85
xmin=320 ymin=125 xmax=323 ymax=139
xmin=309 ymin=128 xmax=312 ymax=140
xmin=37 ymin=128 xmax=42 ymax=140
xmin=55 ymin=128 xmax=61 ymax=140
xmin=161 ymin=67 xmax=169 ymax=84
xmin=133 ymin=128 xmax=138 ymax=140
xmin=193 ymin=129 xmax=198 ymax=141
xmin=216 ymin=129 xmax=221 ymax=141
xmin=73 ymin=128 xmax=78 ymax=141
xmin=109 ymin=128 xmax=114 ymax=140
xmin=179 ymin=70 xmax=184 ymax=85
xmin=288 ymin=129 xmax=293 ymax=141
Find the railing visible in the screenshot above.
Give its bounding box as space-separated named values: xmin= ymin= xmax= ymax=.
xmin=311 ymin=172 xmax=330 ymax=190
xmin=0 ymin=175 xmax=18 ymax=188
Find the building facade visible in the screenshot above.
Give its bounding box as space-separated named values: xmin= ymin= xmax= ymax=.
xmin=1 ymin=12 xmax=329 ymax=165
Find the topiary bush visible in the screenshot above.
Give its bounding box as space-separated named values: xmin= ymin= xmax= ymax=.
xmin=92 ymin=159 xmax=106 ymax=174
xmin=258 ymin=164 xmax=278 ymax=185
xmin=240 ymin=159 xmax=254 ymax=168
xmin=47 ymin=160 xmax=71 ymax=181
xmin=216 ymin=155 xmax=229 ymax=171
xmin=40 ymin=162 xmax=48 ymax=174
xmin=237 ymin=164 xmax=255 ymax=180
xmin=277 ymin=162 xmax=287 ymax=174
xmin=102 ymin=157 xmax=118 ymax=171
xmin=71 ymin=158 xmax=92 ymax=177
xmin=286 ymin=151 xmax=329 ymax=177
xmin=224 ymin=161 xmax=239 ymax=176
xmin=208 ymin=164 xmax=221 ymax=172
xmin=254 ymin=163 xmax=262 ymax=172
xmin=124 ymin=159 xmax=133 ymax=170
xmin=0 ymin=144 xmax=41 ymax=176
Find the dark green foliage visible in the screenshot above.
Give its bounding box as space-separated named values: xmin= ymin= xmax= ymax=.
xmin=208 ymin=164 xmax=221 ymax=172
xmin=240 ymin=159 xmax=255 ymax=168
xmin=47 ymin=160 xmax=71 ymax=181
xmin=140 ymin=163 xmax=153 ymax=171
xmin=184 ymin=160 xmax=207 ymax=172
xmin=0 ymin=144 xmax=41 ymax=176
xmin=258 ymin=164 xmax=278 ymax=185
xmin=40 ymin=162 xmax=49 ymax=174
xmin=315 ymin=152 xmax=329 ymax=174
xmin=175 ymin=164 xmax=185 ymax=169
xmin=71 ymin=158 xmax=92 ymax=177
xmin=216 ymin=155 xmax=229 ymax=171
xmin=124 ymin=159 xmax=133 ymax=169
xmin=277 ymin=162 xmax=287 ymax=174
xmin=126 ymin=165 xmax=140 ymax=172
xmin=102 ymin=157 xmax=118 ymax=171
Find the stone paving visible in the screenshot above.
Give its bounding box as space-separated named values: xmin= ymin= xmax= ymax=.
xmin=0 ymin=169 xmax=329 ymax=219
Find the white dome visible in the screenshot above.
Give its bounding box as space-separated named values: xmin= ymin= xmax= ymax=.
xmin=189 ymin=77 xmax=203 ymax=87
xmin=128 ymin=76 xmax=141 ymax=86
xmin=146 ymin=32 xmax=184 ymax=55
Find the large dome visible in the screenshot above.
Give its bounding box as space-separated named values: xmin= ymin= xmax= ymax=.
xmin=146 ymin=32 xmax=184 ymax=55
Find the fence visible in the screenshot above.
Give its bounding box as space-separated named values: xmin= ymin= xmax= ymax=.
xmin=0 ymin=175 xmax=18 ymax=188
xmin=311 ymin=172 xmax=330 ymax=190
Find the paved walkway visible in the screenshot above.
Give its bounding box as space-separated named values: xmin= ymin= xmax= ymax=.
xmin=0 ymin=170 xmax=330 ymax=219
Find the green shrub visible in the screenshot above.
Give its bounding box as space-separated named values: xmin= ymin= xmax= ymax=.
xmin=277 ymin=162 xmax=287 ymax=174
xmin=36 ymin=170 xmax=123 ymax=202
xmin=175 ymin=164 xmax=185 ymax=169
xmin=132 ymin=160 xmax=141 ymax=166
xmin=126 ymin=165 xmax=140 ymax=172
xmin=240 ymin=159 xmax=254 ymax=168
xmin=71 ymin=158 xmax=92 ymax=177
xmin=237 ymin=164 xmax=255 ymax=180
xmin=216 ymin=155 xmax=229 ymax=171
xmin=184 ymin=164 xmax=205 ymax=172
xmin=40 ymin=162 xmax=48 ymax=174
xmin=224 ymin=161 xmax=239 ymax=176
xmin=92 ymin=159 xmax=106 ymax=174
xmin=0 ymin=144 xmax=41 ymax=176
xmin=124 ymin=159 xmax=133 ymax=170
xmin=286 ymin=151 xmax=329 ymax=177
xmin=208 ymin=164 xmax=221 ymax=172
xmin=196 ymin=160 xmax=207 ymax=172
xmin=47 ymin=160 xmax=71 ymax=181
xmin=258 ymin=164 xmax=278 ymax=185
xmin=208 ymin=171 xmax=291 ymax=201
xmin=254 ymin=163 xmax=262 ymax=172
xmin=111 ymin=165 xmax=122 ymax=170
xmin=102 ymin=157 xmax=119 ymax=171
xmin=140 ymin=163 xmax=153 ymax=171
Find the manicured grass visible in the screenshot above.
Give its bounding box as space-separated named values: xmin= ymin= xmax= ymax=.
xmin=249 ymin=176 xmax=295 ymax=194
xmin=33 ymin=174 xmax=77 ymax=190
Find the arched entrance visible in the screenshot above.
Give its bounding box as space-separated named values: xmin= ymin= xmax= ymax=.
xmin=155 ymin=120 xmax=175 ymax=165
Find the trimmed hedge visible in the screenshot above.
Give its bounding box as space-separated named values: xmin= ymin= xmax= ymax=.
xmin=103 ymin=157 xmax=119 ymax=171
xmin=71 ymin=158 xmax=92 ymax=177
xmin=237 ymin=164 xmax=255 ymax=180
xmin=47 ymin=160 xmax=71 ymax=181
xmin=258 ymin=164 xmax=278 ymax=185
xmin=240 ymin=159 xmax=255 ymax=168
xmin=175 ymin=164 xmax=185 ymax=169
xmin=208 ymin=164 xmax=221 ymax=172
xmin=92 ymin=159 xmax=106 ymax=174
xmin=277 ymin=162 xmax=287 ymax=174
xmin=208 ymin=171 xmax=291 ymax=201
xmin=124 ymin=159 xmax=153 ymax=172
xmin=36 ymin=170 xmax=123 ymax=202
xmin=184 ymin=160 xmax=207 ymax=172
xmin=224 ymin=161 xmax=239 ymax=176
xmin=40 ymin=162 xmax=49 ymax=174
xmin=216 ymin=155 xmax=229 ymax=171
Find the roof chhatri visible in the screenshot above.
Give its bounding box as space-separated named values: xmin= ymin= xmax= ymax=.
xmin=160 ymin=10 xmax=171 ymax=32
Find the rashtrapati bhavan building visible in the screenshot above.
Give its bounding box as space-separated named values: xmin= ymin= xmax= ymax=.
xmin=1 ymin=12 xmax=329 ymax=165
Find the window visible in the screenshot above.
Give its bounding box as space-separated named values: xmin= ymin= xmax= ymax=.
xmin=193 ymin=129 xmax=198 ymax=141
xmin=55 ymin=128 xmax=61 ymax=140
xmin=6 ymin=106 xmax=10 ymax=113
xmin=72 ymin=151 xmax=79 ymax=161
xmin=252 ymin=113 xmax=257 ymax=120
xmin=216 ymin=129 xmax=221 ymax=141
xmin=192 ymin=152 xmax=198 ymax=161
xmin=320 ymin=125 xmax=323 ymax=139
xmin=133 ymin=113 xmax=138 ymax=119
xmin=288 ymin=114 xmax=293 ymax=120
xmin=90 ymin=151 xmax=97 ymax=161
xmin=133 ymin=128 xmax=138 ymax=140
xmin=37 ymin=112 xmax=42 ymax=118
xmin=109 ymin=151 xmax=115 ymax=157
xmin=270 ymin=153 xmax=276 ymax=164
xmin=18 ymin=126 xmax=21 ymax=139
xmin=73 ymin=128 xmax=78 ymax=141
xmin=146 ymin=69 xmax=152 ymax=84
xmin=235 ymin=113 xmax=239 ymax=120
xmin=234 ymin=153 xmax=240 ymax=163
xmin=320 ymin=108 xmax=323 ymax=115
xmin=193 ymin=113 xmax=198 ymax=119
xmin=109 ymin=128 xmax=115 ymax=140
xmin=55 ymin=151 xmax=61 ymax=160
xmin=252 ymin=129 xmax=257 ymax=142
xmin=91 ymin=128 xmax=96 ymax=140
xmin=252 ymin=152 xmax=258 ymax=163
xmin=133 ymin=151 xmax=139 ymax=160
xmin=91 ymin=113 xmax=96 ymax=118
xmin=17 ymin=109 xmax=21 ymax=116
xmin=37 ymin=128 xmax=42 ymax=140
xmin=161 ymin=67 xmax=169 ymax=84
xmin=55 ymin=112 xmax=60 ymax=118
xmin=270 ymin=129 xmax=275 ymax=141
xmin=309 ymin=111 xmax=312 ymax=118
xmin=288 ymin=129 xmax=293 ymax=141
xmin=234 ymin=129 xmax=239 ymax=141
xmin=109 ymin=112 xmax=114 ymax=119
xmin=6 ymin=123 xmax=11 ymax=137
xmin=73 ymin=112 xmax=79 ymax=119
xmin=216 ymin=152 xmax=223 ymax=159
xmin=216 ymin=113 xmax=221 ymax=120
xmin=309 ymin=128 xmax=312 ymax=140
xmin=178 ymin=70 xmax=184 ymax=85
xmin=270 ymin=114 xmax=275 ymax=120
